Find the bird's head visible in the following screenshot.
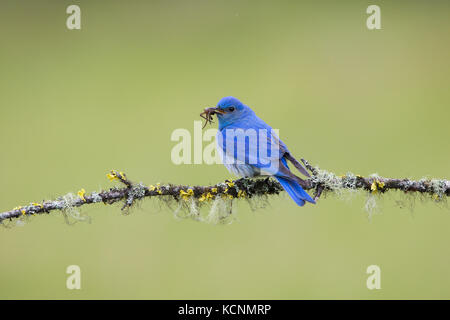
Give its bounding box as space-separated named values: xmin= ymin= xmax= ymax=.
xmin=200 ymin=96 xmax=253 ymax=129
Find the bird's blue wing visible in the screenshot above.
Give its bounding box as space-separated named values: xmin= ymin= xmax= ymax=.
xmin=216 ymin=118 xmax=286 ymax=176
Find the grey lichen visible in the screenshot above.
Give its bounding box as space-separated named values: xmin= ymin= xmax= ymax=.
xmin=310 ymin=167 xmax=343 ymax=194
xmin=60 ymin=193 xmax=90 ymax=224
xmin=205 ymin=197 xmax=235 ymax=224
xmin=364 ymin=194 xmax=380 ymax=220
xmin=430 ymin=179 xmax=447 ymax=201
xmin=341 ymin=172 xmax=358 ymax=190
xmin=91 ymin=192 xmax=103 ymax=203
xmin=130 ymin=183 xmax=146 ymax=199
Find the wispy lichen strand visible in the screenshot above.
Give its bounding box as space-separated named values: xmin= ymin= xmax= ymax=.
xmin=0 ymin=159 xmax=448 ymax=225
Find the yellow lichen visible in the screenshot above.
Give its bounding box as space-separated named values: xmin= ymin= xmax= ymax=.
xmin=199 ymin=192 xmax=215 ymax=202
xmin=14 ymin=206 xmax=27 ymax=215
xmin=149 ymin=185 xmax=156 ymax=191
xmin=157 ymin=183 xmax=163 ymax=194
xmin=106 ymin=171 xmax=118 ymax=181
xmin=211 ymin=188 xmax=218 ymax=193
xmin=237 ymin=190 xmax=247 ymax=198
xmin=371 ymin=180 xmax=385 ymax=194
xmin=180 ymin=189 xmax=194 ymax=201
xmin=226 ymin=181 xmax=235 ymax=188
xmin=31 ymin=202 xmax=44 ymax=208
xmin=77 ymin=188 xmax=86 ymax=202
xmin=13 ymin=205 xmax=26 ymax=215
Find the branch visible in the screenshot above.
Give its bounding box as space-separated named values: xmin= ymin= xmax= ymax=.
xmin=1 ymin=160 xmax=448 ymax=225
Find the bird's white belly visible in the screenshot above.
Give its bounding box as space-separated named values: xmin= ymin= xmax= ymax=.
xmin=223 ymin=163 xmax=260 ymax=178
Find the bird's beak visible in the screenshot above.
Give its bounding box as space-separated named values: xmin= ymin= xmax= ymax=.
xmin=203 ymin=107 xmax=225 ymax=115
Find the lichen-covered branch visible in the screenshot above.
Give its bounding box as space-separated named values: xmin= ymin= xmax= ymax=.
xmin=1 ymin=160 xmax=448 ymax=225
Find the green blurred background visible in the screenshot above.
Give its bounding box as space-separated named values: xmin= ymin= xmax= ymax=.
xmin=0 ymin=0 xmax=449 ymax=299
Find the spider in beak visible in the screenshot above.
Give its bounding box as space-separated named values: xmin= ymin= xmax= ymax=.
xmin=199 ymin=107 xmax=225 ymax=128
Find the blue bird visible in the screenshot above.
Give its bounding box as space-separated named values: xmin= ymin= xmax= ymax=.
xmin=201 ymin=96 xmax=315 ymax=206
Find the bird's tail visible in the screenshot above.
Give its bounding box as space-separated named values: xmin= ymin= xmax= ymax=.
xmin=275 ymin=176 xmax=316 ymax=206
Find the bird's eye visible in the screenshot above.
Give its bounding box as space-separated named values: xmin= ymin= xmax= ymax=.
xmin=227 ymin=106 xmax=235 ymax=112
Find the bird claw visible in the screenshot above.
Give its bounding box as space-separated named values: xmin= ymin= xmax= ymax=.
xmin=313 ymin=184 xmax=324 ymax=201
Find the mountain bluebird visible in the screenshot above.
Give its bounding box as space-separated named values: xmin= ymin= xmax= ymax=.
xmin=201 ymin=96 xmax=315 ymax=206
